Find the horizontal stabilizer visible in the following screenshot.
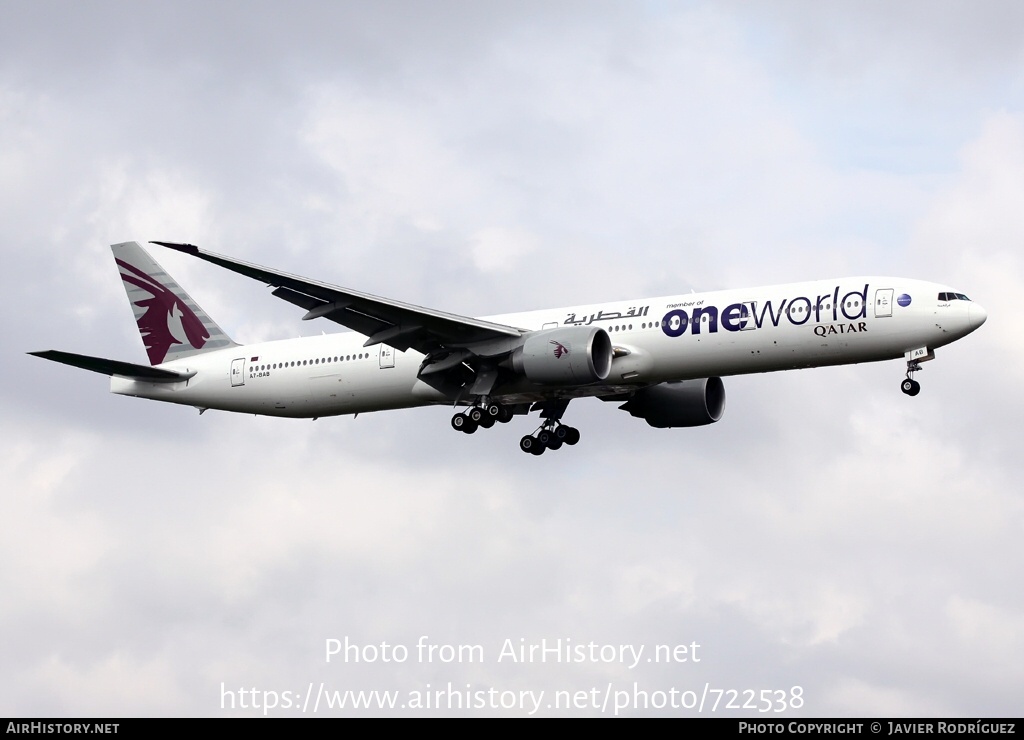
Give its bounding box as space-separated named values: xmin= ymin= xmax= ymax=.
xmin=28 ymin=350 xmax=195 ymax=383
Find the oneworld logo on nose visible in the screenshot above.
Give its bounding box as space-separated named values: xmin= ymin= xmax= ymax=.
xmin=661 ymin=283 xmax=870 ymax=338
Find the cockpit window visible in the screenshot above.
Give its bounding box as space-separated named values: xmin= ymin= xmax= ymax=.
xmin=938 ymin=292 xmax=972 ymax=302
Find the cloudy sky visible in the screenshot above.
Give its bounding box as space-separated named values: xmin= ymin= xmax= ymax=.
xmin=2 ymin=1 xmax=1022 ymax=717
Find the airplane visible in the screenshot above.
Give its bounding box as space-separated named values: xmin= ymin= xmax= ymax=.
xmin=30 ymin=241 xmax=987 ymax=455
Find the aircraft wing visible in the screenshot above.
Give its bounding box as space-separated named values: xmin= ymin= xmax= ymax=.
xmin=151 ymin=242 xmax=525 ymax=356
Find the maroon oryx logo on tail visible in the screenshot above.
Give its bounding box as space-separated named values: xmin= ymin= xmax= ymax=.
xmin=550 ymin=340 xmax=570 ymax=359
xmin=116 ymin=259 xmax=209 ymax=364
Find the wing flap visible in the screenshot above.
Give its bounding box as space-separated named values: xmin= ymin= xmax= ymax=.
xmin=271 ymin=286 xmax=323 ymax=311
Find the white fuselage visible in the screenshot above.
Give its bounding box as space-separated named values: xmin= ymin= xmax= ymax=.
xmin=110 ymin=277 xmax=985 ymax=418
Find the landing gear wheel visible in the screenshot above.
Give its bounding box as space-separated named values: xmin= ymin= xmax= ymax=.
xmin=520 ymin=435 xmax=544 ymax=455
xmin=537 ymin=429 xmax=553 ymax=447
xmin=564 ymin=427 xmax=581 ymax=445
xmin=485 ymin=403 xmax=502 ymax=419
xmin=451 ymin=413 xmax=469 ymax=432
xmin=468 ymin=407 xmax=485 ymax=424
xmin=479 ymin=414 xmax=495 ymax=429
xmin=547 ymin=439 xmax=563 ymax=451
xmin=497 ymin=406 xmax=513 ymax=423
xmin=901 ymin=379 xmax=921 ymax=396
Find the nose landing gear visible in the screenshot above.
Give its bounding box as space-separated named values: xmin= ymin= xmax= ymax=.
xmin=901 ymin=360 xmax=922 ymax=396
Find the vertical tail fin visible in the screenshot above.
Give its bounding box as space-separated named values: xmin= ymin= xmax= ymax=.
xmin=111 ymin=241 xmax=238 ymax=365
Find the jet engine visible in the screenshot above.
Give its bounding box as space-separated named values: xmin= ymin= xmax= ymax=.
xmin=508 ymin=326 xmax=613 ymax=385
xmin=618 ymin=377 xmax=726 ymax=428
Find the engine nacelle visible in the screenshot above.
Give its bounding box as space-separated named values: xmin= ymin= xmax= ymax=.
xmin=619 ymin=378 xmax=726 ymax=428
xmin=510 ymin=326 xmax=613 ymax=385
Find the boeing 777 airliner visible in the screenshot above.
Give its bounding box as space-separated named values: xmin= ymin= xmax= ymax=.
xmin=30 ymin=241 xmax=987 ymax=454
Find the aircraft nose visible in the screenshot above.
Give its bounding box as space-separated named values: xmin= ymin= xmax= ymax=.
xmin=970 ymin=302 xmax=987 ymax=329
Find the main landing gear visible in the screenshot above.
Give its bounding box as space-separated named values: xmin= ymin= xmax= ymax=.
xmin=450 ymin=397 xmax=580 ymax=454
xmin=450 ymin=402 xmax=513 ymax=434
xmin=519 ymin=420 xmax=580 ymax=456
xmin=901 ymin=360 xmax=922 ymax=397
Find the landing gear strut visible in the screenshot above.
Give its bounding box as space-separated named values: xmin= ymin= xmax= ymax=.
xmin=901 ymin=360 xmax=922 ymax=397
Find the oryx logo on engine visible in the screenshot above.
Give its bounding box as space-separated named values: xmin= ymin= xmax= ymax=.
xmin=550 ymin=340 xmax=570 ymax=359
